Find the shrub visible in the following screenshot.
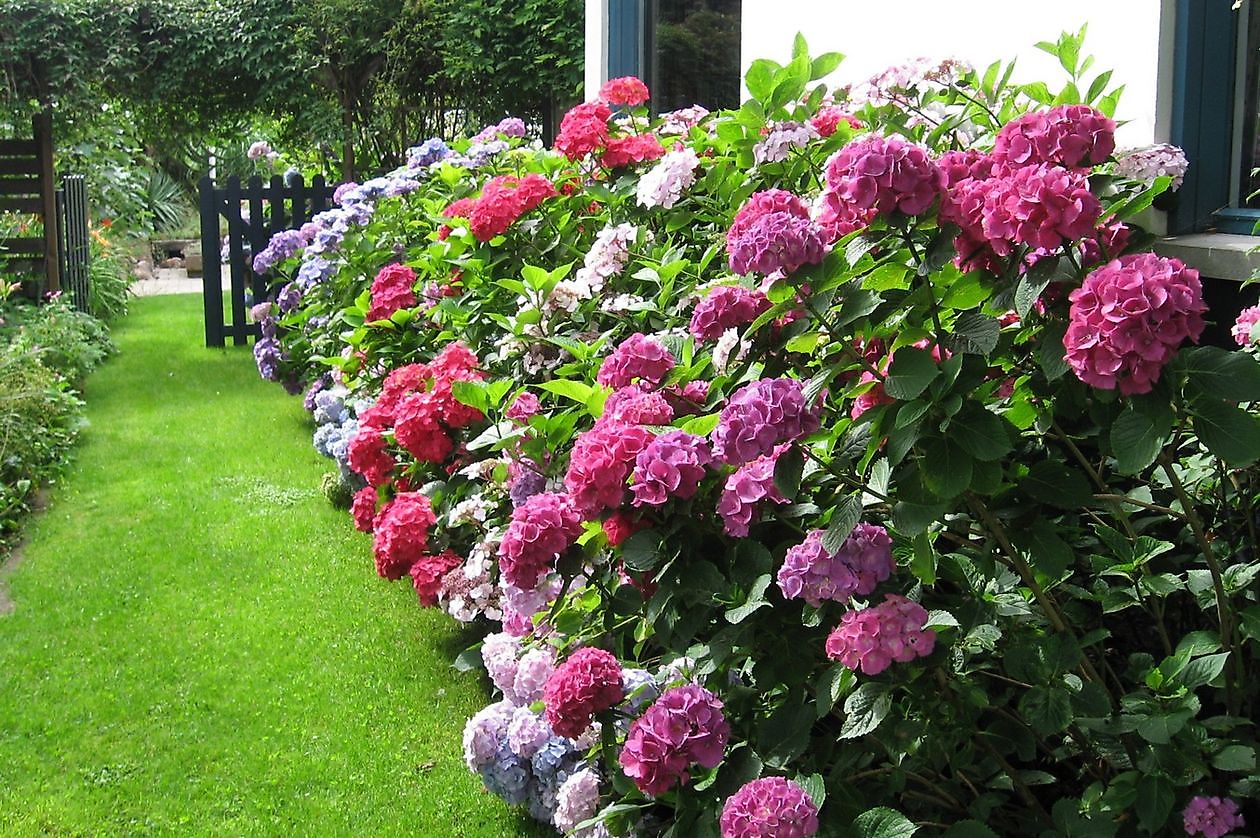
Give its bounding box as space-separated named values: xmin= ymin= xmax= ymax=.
xmin=256 ymin=32 xmax=1256 ymax=838
xmin=1 ymin=298 xmax=115 ymax=383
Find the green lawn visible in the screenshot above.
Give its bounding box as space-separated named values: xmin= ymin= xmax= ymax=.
xmin=0 ymin=294 xmax=542 ymax=836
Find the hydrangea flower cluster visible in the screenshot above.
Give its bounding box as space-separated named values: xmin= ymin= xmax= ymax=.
xmin=754 ymin=121 xmax=819 ymax=165
xmin=553 ymin=767 xmax=605 ymax=835
xmin=405 ymin=137 xmax=452 ymax=168
xmin=409 ymin=548 xmax=463 ymax=606
xmin=777 ymin=523 xmax=894 ymax=606
xmin=619 ymin=684 xmax=730 ymax=796
xmin=993 ymin=104 xmax=1116 ymax=169
xmin=1114 ymin=143 xmax=1189 ymax=191
xmin=690 ymin=286 xmax=772 ymax=342
xmin=252 ymin=228 xmax=310 ymax=275
xmin=599 ymin=76 xmax=650 ymax=107
xmin=978 ymin=163 xmax=1101 ymax=256
xmin=726 ymin=189 xmax=826 ymax=276
xmin=440 ymin=541 xmax=502 ymax=623
xmin=446 ymin=174 xmax=557 ymax=242
xmin=482 ymin=632 xmax=557 ymax=705
xmin=471 ymin=117 xmax=528 ymax=144
xmin=809 ymin=106 xmax=859 ymax=138
xmin=498 ymin=492 xmax=585 ymax=588
xmin=570 ymin=223 xmax=639 ymax=300
xmin=1232 ymin=305 xmax=1260 ymax=346
xmin=719 ymin=777 xmax=820 ymax=838
xmin=371 ymin=492 xmax=438 ymax=580
xmin=717 ymin=446 xmax=790 ymax=536
xmin=630 ymin=430 xmax=711 ymax=507
xmin=346 ymin=425 xmax=395 ymax=487
xmin=846 ymin=57 xmax=970 ymax=109
xmin=657 ymin=105 xmax=710 ymax=136
xmin=637 ymin=147 xmax=701 ymax=209
xmin=1182 ymin=795 xmax=1245 ymax=838
xmin=596 ymin=333 xmax=676 ymax=389
xmin=601 ymin=134 xmax=666 ymax=169
xmin=712 ymin=378 xmax=821 ymax=465
xmin=603 ymin=386 xmax=674 ymax=426
xmin=543 ymin=647 xmax=625 ymax=738
xmin=564 ymin=423 xmax=655 ymax=517
xmin=350 ymin=485 xmax=377 ymax=532
xmin=824 ymin=135 xmax=944 ymax=216
xmin=825 ymin=594 xmax=936 ymax=675
xmin=366 ymin=263 xmax=418 ymax=322
xmin=555 ymin=101 xmax=614 ymax=160
xmin=1064 ymin=254 xmax=1206 ymax=395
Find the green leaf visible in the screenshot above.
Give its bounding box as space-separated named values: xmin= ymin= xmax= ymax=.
xmin=1037 ymin=321 xmax=1071 ymax=381
xmin=1136 ymin=709 xmax=1192 ymax=744
xmin=851 ymin=807 xmax=917 ymax=838
xmin=1015 ymin=520 xmax=1075 ymax=578
xmin=822 ymin=495 xmax=863 ymax=554
xmin=815 ymin=664 xmax=856 ymax=719
xmin=1176 ymin=345 xmax=1260 ymax=402
xmin=1176 ymin=652 xmax=1229 ymax=690
xmin=884 ymin=347 xmax=939 ymax=400
xmin=796 ymin=772 xmax=827 ymax=807
xmin=910 ymin=531 xmax=937 ymax=584
xmin=942 ymin=821 xmax=999 ymax=838
xmin=449 ymin=379 xmax=488 ymax=413
xmin=1019 ymin=685 xmax=1073 ymax=734
xmin=745 ymin=59 xmax=778 ymax=102
xmin=622 ymin=530 xmax=663 ymax=572
xmin=810 ymin=52 xmax=844 ymax=80
xmin=863 ymin=263 xmax=911 ymax=291
xmin=681 ymin=412 xmax=720 ymax=436
xmin=1015 ymin=258 xmax=1056 ymax=317
xmin=950 ymin=406 xmax=1012 ymax=461
xmin=1021 ymin=460 xmax=1094 ymax=509
xmin=1212 ymin=744 xmax=1256 ymax=772
xmin=1135 ymin=774 xmax=1174 ymax=834
xmin=1191 ymin=398 xmax=1260 ymax=465
xmin=920 ymin=437 xmax=973 ymax=500
xmin=949 ymin=312 xmax=1000 ymax=357
xmin=773 ymin=445 xmax=805 ymax=498
xmin=759 ymin=698 xmax=814 ymax=766
xmin=539 ymin=379 xmax=594 ymax=405
xmin=726 ymin=574 xmax=772 ymax=624
xmin=1111 ymin=396 xmax=1173 ymax=474
xmin=840 ymin=683 xmax=891 ymax=739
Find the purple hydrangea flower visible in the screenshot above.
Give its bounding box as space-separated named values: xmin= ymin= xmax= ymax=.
xmin=777 ymin=523 xmax=894 ymax=606
xmin=711 ymin=378 xmax=820 ymax=466
xmin=630 ymin=431 xmax=711 ymax=507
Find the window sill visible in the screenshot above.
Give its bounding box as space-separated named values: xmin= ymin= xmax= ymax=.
xmin=1152 ymin=233 xmax=1260 ymax=282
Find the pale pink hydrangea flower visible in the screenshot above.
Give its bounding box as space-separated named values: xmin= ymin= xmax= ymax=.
xmin=553 ymin=767 xmax=605 ymax=833
xmin=1114 ymin=143 xmax=1189 ymax=191
xmin=1232 ymin=305 xmax=1260 ymax=346
xmin=753 ymin=121 xmax=819 ymax=165
xmin=657 ymin=105 xmax=710 ymax=136
xmin=637 ymin=147 xmax=701 ymax=209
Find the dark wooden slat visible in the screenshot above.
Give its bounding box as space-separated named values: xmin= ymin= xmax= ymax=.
xmin=0 ymin=236 xmax=47 ymax=255
xmin=35 ymin=110 xmax=59 ymax=292
xmin=199 ymin=176 xmax=226 ymax=347
xmin=0 ymin=197 xmax=42 ymax=213
xmin=0 ymin=139 xmax=37 ymax=156
xmin=0 ymin=157 xmax=38 ymax=176
xmin=226 ymin=176 xmax=250 ymax=346
xmin=0 ymin=177 xmax=40 ymax=195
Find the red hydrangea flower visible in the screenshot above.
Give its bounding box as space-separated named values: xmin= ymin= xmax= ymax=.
xmin=367 ymin=264 xmax=417 ymax=322
xmin=601 ymin=134 xmax=666 ymax=168
xmin=498 ymin=492 xmax=584 ymax=588
xmin=372 ymin=492 xmax=437 ymax=580
xmin=720 ymin=777 xmax=820 ymax=838
xmin=347 ymin=426 xmax=395 ymax=487
xmin=555 ymin=101 xmax=613 ymax=160
xmin=690 ymin=286 xmax=772 ymax=342
xmin=825 ymin=594 xmax=936 ymax=675
xmin=809 ymin=106 xmax=859 ymax=138
xmin=393 ymin=391 xmax=455 ymax=464
xmin=619 ymin=685 xmax=731 ymax=796
xmin=993 ymin=104 xmax=1116 ymax=169
xmin=351 ymin=486 xmax=378 ymax=532
xmin=564 ymin=423 xmax=655 ymax=518
xmin=543 ymin=647 xmax=625 ymax=737
xmin=1064 ymin=254 xmax=1206 ymax=395
xmin=467 ymin=174 xmax=557 ymax=241
xmin=409 ymin=548 xmax=463 ymax=606
xmin=597 ymin=333 xmax=676 ymax=390
xmin=599 ymin=75 xmax=650 ymax=107
xmin=603 ymin=510 xmax=646 ymax=546
xmin=824 ymin=136 xmax=945 ymax=216
xmin=378 ymin=363 xmax=431 ymax=415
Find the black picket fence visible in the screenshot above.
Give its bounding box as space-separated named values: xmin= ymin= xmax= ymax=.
xmin=55 ymin=174 xmax=91 ymax=313
xmin=199 ymin=174 xmax=334 ymax=347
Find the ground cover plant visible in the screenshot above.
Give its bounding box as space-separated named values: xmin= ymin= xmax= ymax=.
xmin=253 ymin=31 xmax=1260 ymax=836
xmin=0 ymin=294 xmax=549 ymax=835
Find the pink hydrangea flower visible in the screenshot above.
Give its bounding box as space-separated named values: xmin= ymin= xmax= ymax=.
xmin=716 ymin=446 xmax=790 ymax=537
xmin=810 ymin=106 xmax=860 ymax=138
xmin=393 ymin=390 xmax=455 ymax=464
xmin=507 ymin=706 xmax=553 ymax=757
xmin=1079 ymin=217 xmax=1131 ymax=267
xmin=601 ymin=387 xmax=674 ymax=426
xmin=1232 ymin=305 xmax=1260 ymax=346
xmin=825 ymin=594 xmax=936 ymax=675
xmin=690 ymin=286 xmax=772 ymax=342
xmin=599 ymin=76 xmax=650 ymax=106
xmin=712 ymin=378 xmax=821 ymax=466
xmin=597 ymin=333 xmax=676 ymax=390
xmin=367 ymin=263 xmax=417 ymax=322
xmin=937 ymin=149 xmax=996 ymax=186
xmin=350 ymin=486 xmax=378 ymax=532
xmin=1183 ymin=795 xmax=1245 ymax=838
xmin=824 ymin=136 xmax=945 ymax=216
xmin=346 ymin=426 xmax=395 ymax=487
xmin=993 ymin=104 xmax=1116 ymax=169
xmin=1115 ymin=143 xmax=1189 ymax=191
xmin=555 ymin=101 xmax=613 ymax=159
xmin=463 ymin=700 xmax=515 ymax=770
xmin=1064 ymin=254 xmax=1206 ymax=395
xmin=726 ymin=190 xmax=825 ymax=276
xmin=506 ymin=391 xmax=541 ymax=422
xmin=637 ymin=147 xmax=701 ymax=209
xmin=543 ymin=647 xmax=625 ymax=738
xmin=980 ymin=164 xmax=1101 ymax=256
xmin=720 ymin=777 xmax=820 ymax=838
xmin=564 ymin=423 xmax=655 ymax=518
xmin=777 ymin=523 xmax=894 ymax=607
xmin=813 ymin=191 xmax=876 ymax=243
xmin=372 ymin=492 xmax=437 ymax=580
xmin=553 ymin=767 xmax=604 ymax=833
xmin=498 ymin=492 xmax=585 ymax=588
xmin=409 ymin=548 xmax=463 ymax=606
xmin=619 ymin=685 xmax=730 ymax=796
xmin=630 ymin=431 xmax=712 ymax=507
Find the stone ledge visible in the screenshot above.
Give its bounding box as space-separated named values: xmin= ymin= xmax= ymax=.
xmin=1153 ymin=233 xmax=1260 ymax=282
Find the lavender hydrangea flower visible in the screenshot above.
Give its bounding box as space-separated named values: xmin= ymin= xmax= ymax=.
xmin=777 ymin=523 xmax=894 ymax=607
xmin=463 ymin=700 xmax=516 ymax=770
xmin=711 ymin=378 xmax=821 ymax=466
xmin=407 ymin=137 xmax=452 ymax=168
xmin=753 ymin=121 xmax=820 ymax=165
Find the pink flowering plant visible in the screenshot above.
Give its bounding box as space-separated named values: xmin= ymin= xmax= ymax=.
xmin=252 ymin=29 xmax=1258 ymax=838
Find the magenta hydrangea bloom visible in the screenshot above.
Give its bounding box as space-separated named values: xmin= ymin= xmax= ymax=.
xmin=597 ymin=333 xmax=676 ymax=390
xmin=367 ymin=263 xmax=418 ymax=322
xmin=777 ymin=523 xmax=894 ymax=607
xmin=630 ymin=430 xmax=712 ymax=507
xmin=993 ymin=104 xmax=1116 ymax=169
xmin=506 ymin=391 xmax=541 ymax=422
xmin=1064 ymin=254 xmax=1206 ymax=395
xmin=726 ymin=210 xmax=826 ymax=277
xmin=602 ymin=387 xmax=675 ymax=426
xmin=712 ymin=378 xmax=821 ymax=466
xmin=937 ymin=149 xmax=996 ymax=187
xmin=1183 ymin=795 xmax=1245 ymax=838
xmin=619 ymin=684 xmax=731 ymax=796
xmin=543 ymin=647 xmax=625 ymax=738
xmin=716 ymin=446 xmax=790 ymax=536
xmin=813 ymin=191 xmax=876 ymax=243
xmin=980 ymin=164 xmax=1101 ymax=256
xmin=824 ymin=135 xmax=945 ymax=216
xmin=720 ymin=777 xmax=820 ymax=838
xmin=825 ymin=594 xmax=936 ymax=675
xmin=564 ymin=423 xmax=655 ymax=518
xmin=690 ymin=286 xmax=772 ymax=342
xmin=1232 ymin=305 xmax=1260 ymax=346
xmin=498 ymin=492 xmax=585 ymax=589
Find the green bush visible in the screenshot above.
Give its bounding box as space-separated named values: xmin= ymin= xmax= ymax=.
xmin=0 ymin=298 xmax=114 ymax=383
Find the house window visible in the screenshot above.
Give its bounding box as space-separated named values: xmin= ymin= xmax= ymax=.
xmin=1232 ymin=5 xmax=1260 ymax=210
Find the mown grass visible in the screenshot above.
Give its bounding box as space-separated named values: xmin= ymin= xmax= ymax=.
xmin=0 ymin=294 xmax=545 ymax=836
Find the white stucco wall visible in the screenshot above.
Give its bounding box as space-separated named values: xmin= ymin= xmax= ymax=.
xmin=739 ymin=0 xmax=1177 ymax=146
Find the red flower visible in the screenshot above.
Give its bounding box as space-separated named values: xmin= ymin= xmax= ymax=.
xmin=410 ymin=549 xmax=463 ymax=606
xmin=599 ymin=76 xmax=650 ymax=107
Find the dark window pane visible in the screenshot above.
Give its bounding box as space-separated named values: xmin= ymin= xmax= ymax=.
xmin=1240 ymin=12 xmax=1260 ymax=207
xmin=650 ymin=0 xmax=742 ymax=113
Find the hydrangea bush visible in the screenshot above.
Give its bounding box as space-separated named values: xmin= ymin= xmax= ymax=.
xmin=253 ymin=31 xmax=1257 ymax=837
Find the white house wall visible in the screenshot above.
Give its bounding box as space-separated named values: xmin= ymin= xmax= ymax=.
xmin=740 ymin=0 xmax=1176 ymax=146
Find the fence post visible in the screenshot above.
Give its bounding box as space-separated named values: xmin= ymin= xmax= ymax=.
xmin=225 ymin=176 xmax=250 ymax=345
xmin=199 ymin=176 xmax=225 ymax=347
xmin=33 ymin=111 xmax=59 ymax=294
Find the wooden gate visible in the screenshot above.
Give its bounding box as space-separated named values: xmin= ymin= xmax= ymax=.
xmin=0 ymin=111 xmax=60 ymax=294
xmin=56 ymin=174 xmax=91 ymax=312
xmin=199 ymin=174 xmax=333 ymax=347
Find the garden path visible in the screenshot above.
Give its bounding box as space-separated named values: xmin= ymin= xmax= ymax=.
xmin=0 ymin=294 xmax=543 ymax=835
